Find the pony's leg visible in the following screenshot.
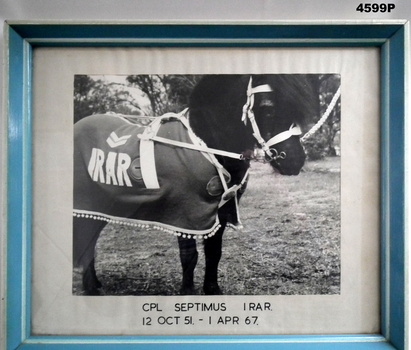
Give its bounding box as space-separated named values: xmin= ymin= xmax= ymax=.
xmin=73 ymin=216 xmax=106 ymax=295
xmin=203 ymin=223 xmax=226 ymax=295
xmin=178 ymin=237 xmax=198 ymax=295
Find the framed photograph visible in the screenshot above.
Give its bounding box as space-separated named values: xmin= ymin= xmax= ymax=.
xmin=4 ymin=21 xmax=407 ymax=349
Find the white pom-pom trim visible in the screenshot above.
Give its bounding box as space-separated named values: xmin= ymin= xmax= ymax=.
xmin=73 ymin=211 xmax=221 ymax=239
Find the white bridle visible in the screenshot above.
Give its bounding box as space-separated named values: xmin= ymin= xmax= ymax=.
xmin=241 ymin=77 xmax=302 ymax=161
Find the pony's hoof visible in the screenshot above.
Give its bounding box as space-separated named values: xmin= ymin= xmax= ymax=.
xmin=83 ymin=286 xmax=102 ymax=296
xmin=180 ymin=285 xmax=196 ymax=295
xmin=203 ymin=283 xmax=222 ymax=295
xmin=83 ymin=277 xmax=102 ymax=295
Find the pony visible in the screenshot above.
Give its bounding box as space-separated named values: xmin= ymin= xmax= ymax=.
xmin=73 ymin=74 xmax=315 ymax=295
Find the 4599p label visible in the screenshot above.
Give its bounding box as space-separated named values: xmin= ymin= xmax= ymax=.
xmin=356 ymin=3 xmax=395 ymax=12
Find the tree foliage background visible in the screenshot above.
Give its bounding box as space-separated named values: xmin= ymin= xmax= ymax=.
xmin=73 ymin=74 xmax=340 ymax=160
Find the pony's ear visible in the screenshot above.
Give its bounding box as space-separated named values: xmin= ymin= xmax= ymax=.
xmin=250 ymin=75 xmax=267 ymax=86
xmin=241 ymin=75 xmax=253 ymax=85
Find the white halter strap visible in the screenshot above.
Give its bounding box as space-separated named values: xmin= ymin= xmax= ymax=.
xmin=241 ymin=77 xmax=302 ymax=160
xmin=266 ymin=123 xmax=302 ymax=147
xmin=241 ymin=77 xmax=273 ymax=124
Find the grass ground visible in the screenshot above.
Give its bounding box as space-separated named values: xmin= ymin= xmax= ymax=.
xmin=74 ymin=157 xmax=340 ymax=296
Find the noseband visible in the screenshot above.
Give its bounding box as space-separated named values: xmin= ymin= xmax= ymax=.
xmin=241 ymin=77 xmax=302 ymax=161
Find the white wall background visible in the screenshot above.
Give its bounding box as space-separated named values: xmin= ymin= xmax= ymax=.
xmin=1 ymin=0 xmax=409 ymax=347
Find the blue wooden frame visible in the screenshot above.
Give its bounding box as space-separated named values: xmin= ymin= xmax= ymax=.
xmin=4 ymin=21 xmax=408 ymax=349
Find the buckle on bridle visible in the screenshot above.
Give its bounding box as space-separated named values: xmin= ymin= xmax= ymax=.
xmin=265 ymin=148 xmax=286 ymax=162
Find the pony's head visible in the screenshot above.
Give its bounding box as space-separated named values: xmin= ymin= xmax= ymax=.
xmin=189 ymin=74 xmax=315 ymax=176
xmin=245 ymin=75 xmax=312 ymax=175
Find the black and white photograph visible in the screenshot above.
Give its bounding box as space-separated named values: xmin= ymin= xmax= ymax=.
xmin=72 ymin=73 xmax=341 ymax=296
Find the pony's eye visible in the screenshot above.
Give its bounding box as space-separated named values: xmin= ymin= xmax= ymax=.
xmin=259 ymin=98 xmax=274 ymax=107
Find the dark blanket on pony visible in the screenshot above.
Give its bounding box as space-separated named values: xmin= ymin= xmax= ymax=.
xmin=73 ymin=113 xmax=223 ymax=237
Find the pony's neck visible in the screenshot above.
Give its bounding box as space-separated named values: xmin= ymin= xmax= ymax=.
xmin=189 ymin=107 xmax=254 ymax=155
xmin=188 ymin=75 xmax=255 ymax=154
